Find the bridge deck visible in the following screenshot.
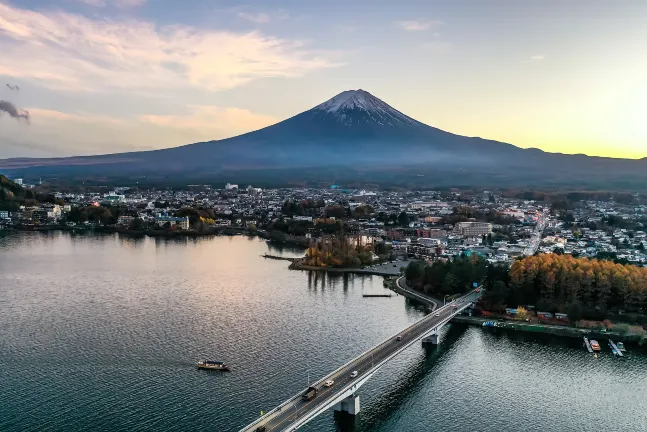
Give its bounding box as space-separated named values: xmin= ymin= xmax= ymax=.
xmin=238 ymin=290 xmax=481 ymax=432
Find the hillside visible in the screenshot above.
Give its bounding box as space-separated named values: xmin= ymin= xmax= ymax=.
xmin=0 ymin=174 xmax=54 ymax=210
xmin=1 ymin=90 xmax=646 ymax=190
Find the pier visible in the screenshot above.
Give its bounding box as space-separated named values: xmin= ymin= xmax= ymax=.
xmin=262 ymin=254 xmax=297 ymax=262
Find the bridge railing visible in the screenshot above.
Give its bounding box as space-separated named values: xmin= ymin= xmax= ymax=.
xmin=238 ymin=290 xmax=479 ymax=432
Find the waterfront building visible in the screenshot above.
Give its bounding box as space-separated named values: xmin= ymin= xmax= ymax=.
xmin=155 ymin=216 xmax=190 ymax=230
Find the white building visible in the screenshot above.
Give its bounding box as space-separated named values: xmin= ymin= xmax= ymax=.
xmin=155 ymin=215 xmax=190 ymax=230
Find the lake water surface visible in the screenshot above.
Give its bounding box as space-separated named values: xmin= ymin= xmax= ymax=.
xmin=1 ymin=232 xmax=646 ymax=431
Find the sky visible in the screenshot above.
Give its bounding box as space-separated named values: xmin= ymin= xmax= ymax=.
xmin=1 ymin=0 xmax=646 ymax=159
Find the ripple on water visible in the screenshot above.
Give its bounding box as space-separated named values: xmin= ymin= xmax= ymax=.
xmin=1 ymin=232 xmax=646 ymax=432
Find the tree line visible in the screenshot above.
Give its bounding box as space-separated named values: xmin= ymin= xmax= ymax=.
xmin=483 ymin=254 xmax=647 ymax=319
xmin=405 ymin=255 xmax=488 ymax=298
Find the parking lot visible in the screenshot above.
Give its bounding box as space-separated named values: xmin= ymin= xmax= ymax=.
xmin=354 ymin=259 xmax=412 ymax=276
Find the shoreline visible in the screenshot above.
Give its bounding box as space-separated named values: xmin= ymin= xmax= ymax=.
xmin=4 ymin=225 xmax=311 ymax=246
xmin=452 ymin=315 xmax=645 ymax=347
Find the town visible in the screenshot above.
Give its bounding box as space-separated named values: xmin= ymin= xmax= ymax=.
xmin=2 ymin=177 xmax=647 ymax=268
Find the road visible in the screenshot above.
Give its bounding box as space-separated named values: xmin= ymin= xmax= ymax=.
xmin=241 ymin=290 xmax=480 ymax=432
xmin=524 ymin=217 xmax=547 ymax=256
xmin=394 ymin=276 xmax=438 ymax=310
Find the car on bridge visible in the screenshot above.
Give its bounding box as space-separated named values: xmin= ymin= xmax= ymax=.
xmin=324 ymin=380 xmax=335 ymax=387
xmin=350 ymin=371 xmax=358 ymax=379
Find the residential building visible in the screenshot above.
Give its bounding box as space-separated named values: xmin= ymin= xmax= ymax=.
xmin=453 ymin=222 xmax=492 ymax=237
xmin=117 ymin=215 xmax=135 ymax=226
xmin=155 ymin=215 xmax=190 ymax=230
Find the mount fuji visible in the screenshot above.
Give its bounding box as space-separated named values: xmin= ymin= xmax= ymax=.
xmin=1 ymin=89 xmax=646 ymax=188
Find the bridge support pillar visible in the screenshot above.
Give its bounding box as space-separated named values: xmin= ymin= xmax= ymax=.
xmin=333 ymin=394 xmax=360 ymax=415
xmin=422 ymin=333 xmax=439 ymax=345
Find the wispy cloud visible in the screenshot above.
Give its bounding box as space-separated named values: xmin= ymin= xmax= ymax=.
xmin=30 ymin=109 xmax=126 ymax=125
xmin=140 ymin=105 xmax=278 ymax=138
xmin=237 ymin=10 xmax=290 ymax=24
xmin=237 ymin=12 xmax=271 ymax=23
xmin=530 ymin=55 xmax=545 ymax=61
xmin=0 ymin=105 xmax=277 ymax=157
xmin=396 ymin=20 xmax=443 ymax=32
xmin=71 ymin=0 xmax=147 ymax=8
xmin=0 ymin=3 xmax=338 ymax=93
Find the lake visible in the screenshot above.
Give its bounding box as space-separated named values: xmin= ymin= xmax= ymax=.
xmin=1 ymin=232 xmax=646 ymax=431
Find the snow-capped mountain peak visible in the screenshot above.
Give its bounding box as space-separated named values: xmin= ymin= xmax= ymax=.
xmin=312 ymin=89 xmax=420 ymax=127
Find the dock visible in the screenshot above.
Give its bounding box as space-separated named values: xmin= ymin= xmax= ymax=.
xmin=583 ymin=337 xmax=593 ymax=353
xmin=262 ymin=254 xmax=297 ymax=262
xmin=362 ymin=294 xmax=393 ymax=298
xmin=609 ymin=340 xmax=624 ymax=357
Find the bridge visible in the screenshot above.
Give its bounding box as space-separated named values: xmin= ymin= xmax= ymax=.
xmin=238 ymin=286 xmax=481 ymax=432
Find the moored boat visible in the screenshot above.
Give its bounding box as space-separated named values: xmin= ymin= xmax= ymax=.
xmin=589 ymin=340 xmax=601 ymax=352
xmin=197 ymin=360 xmax=230 ymax=371
xmin=616 ymin=341 xmax=626 ymax=351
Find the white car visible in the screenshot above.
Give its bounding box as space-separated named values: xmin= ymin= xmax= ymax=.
xmin=350 ymin=371 xmax=358 ymax=378
xmin=324 ymin=380 xmax=335 ymax=387
xmin=435 ymin=312 xmax=440 ymax=317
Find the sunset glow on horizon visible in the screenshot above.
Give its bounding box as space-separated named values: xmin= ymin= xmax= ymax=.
xmin=0 ymin=0 xmax=646 ymax=159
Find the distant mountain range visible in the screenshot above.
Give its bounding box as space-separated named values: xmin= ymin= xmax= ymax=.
xmin=1 ymin=89 xmax=646 ymax=190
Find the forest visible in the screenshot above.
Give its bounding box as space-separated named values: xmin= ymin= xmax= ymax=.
xmin=405 ymin=255 xmax=488 ymax=298
xmin=482 ymin=254 xmax=647 ymax=319
xmin=0 ymin=174 xmax=61 ymax=211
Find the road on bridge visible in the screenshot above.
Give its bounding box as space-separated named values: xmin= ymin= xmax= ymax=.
xmin=242 ymin=290 xmax=481 ymax=432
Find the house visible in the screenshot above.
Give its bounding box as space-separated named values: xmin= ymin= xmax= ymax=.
xmin=155 ymin=215 xmax=190 ymax=230
xmin=117 ymin=215 xmax=135 ymax=226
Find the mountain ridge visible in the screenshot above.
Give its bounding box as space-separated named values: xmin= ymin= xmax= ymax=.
xmin=1 ymin=89 xmax=646 ymax=189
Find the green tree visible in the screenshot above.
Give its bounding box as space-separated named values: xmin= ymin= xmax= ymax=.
xmin=405 ymin=261 xmax=425 ymax=285
xmin=398 ymin=211 xmax=410 ymax=227
xmin=129 ymin=217 xmax=144 ymax=230
xmin=567 ymin=302 xmax=583 ymax=324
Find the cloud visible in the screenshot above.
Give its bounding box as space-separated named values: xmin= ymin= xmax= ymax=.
xmin=237 ymin=12 xmax=272 ymax=24
xmin=71 ymin=0 xmax=146 ymax=8
xmin=0 ymin=3 xmax=338 ymax=93
xmin=29 ymin=108 xmax=125 ymax=125
xmin=0 ymin=100 xmax=30 ymax=123
xmin=396 ymin=20 xmax=443 ymax=31
xmin=140 ymin=105 xmax=278 ymax=140
xmin=530 ymin=55 xmax=545 ymax=61
xmin=0 ymin=105 xmax=277 ymax=157
xmin=236 ymin=10 xmax=290 ymax=24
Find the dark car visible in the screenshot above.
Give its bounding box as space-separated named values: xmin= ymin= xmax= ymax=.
xmin=396 ymin=336 xmax=403 ymax=341
xmin=255 ymin=427 xmax=267 ymax=432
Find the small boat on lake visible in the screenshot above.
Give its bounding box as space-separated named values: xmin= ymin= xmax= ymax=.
xmin=589 ymin=340 xmax=601 ymax=352
xmin=197 ymin=360 xmax=230 ymax=371
xmin=616 ymin=341 xmax=626 ymax=352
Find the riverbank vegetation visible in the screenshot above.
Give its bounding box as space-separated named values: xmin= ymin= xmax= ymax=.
xmin=303 ymin=235 xmax=390 ymax=268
